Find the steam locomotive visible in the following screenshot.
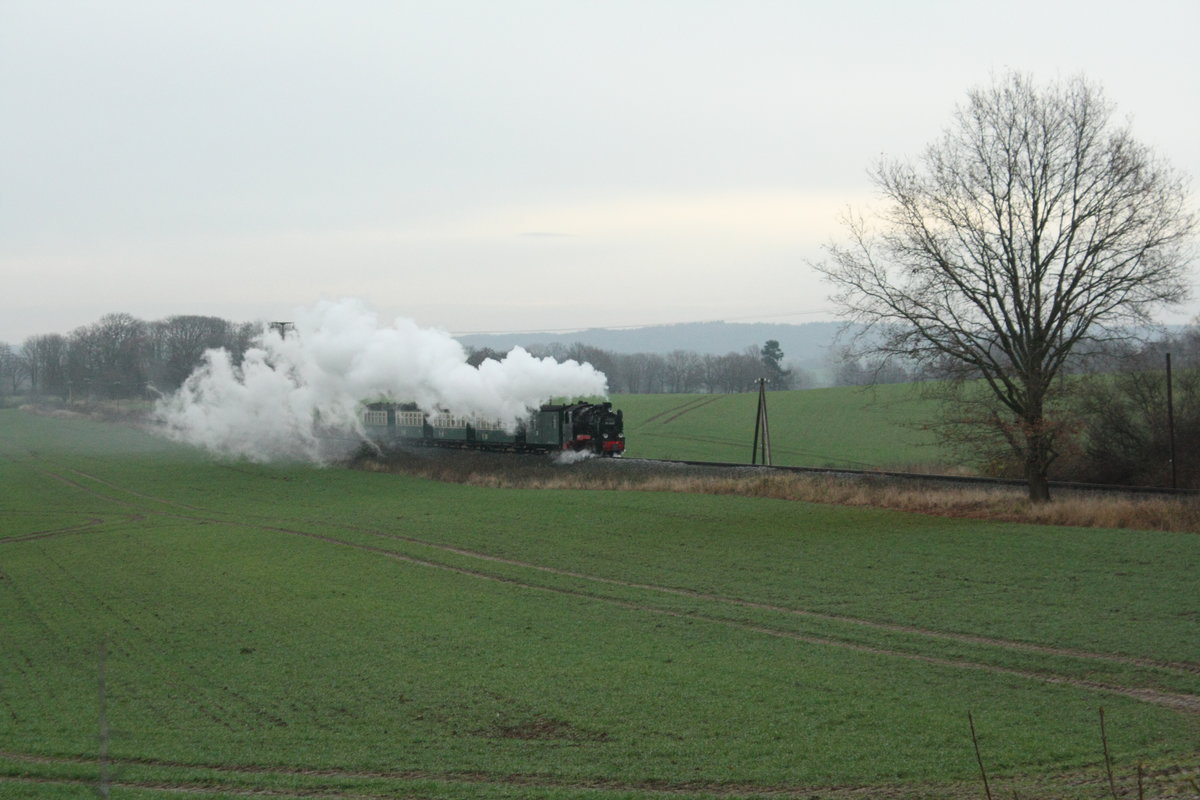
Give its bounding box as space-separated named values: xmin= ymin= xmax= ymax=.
xmin=362 ymin=400 xmax=625 ymax=456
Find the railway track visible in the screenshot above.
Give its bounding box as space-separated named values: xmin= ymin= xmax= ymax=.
xmin=614 ymin=456 xmax=1197 ymax=497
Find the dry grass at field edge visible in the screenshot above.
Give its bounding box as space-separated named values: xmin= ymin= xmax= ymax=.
xmin=353 ymin=448 xmax=1200 ymax=533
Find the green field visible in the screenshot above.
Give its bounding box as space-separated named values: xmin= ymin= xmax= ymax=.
xmin=615 ymin=385 xmax=946 ymax=469
xmin=1 ymin=409 xmax=1198 ymax=799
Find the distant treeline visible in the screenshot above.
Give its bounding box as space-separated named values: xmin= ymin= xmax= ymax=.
xmin=2 ymin=313 xmax=259 ymax=402
xmin=0 ymin=313 xmax=849 ymax=401
xmin=0 ymin=312 xmax=1192 ymax=401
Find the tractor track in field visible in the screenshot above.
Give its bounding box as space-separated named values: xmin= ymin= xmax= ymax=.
xmin=56 ymin=466 xmax=212 ymax=512
xmin=264 ymin=513 xmax=1200 ymax=685
xmin=346 ymin=526 xmax=1200 ymax=676
xmin=191 ymin=514 xmax=1200 ymax=716
xmin=21 ymin=466 xmax=1200 ymax=716
xmin=0 ymin=514 xmax=108 ymax=543
xmin=0 ymin=464 xmax=209 ymax=541
xmin=0 ymin=463 xmax=189 ymax=542
xmin=0 ymin=749 xmax=1012 ymax=799
xmin=0 ymin=449 xmax=115 ymax=541
xmin=39 ymin=468 xmax=144 ymax=508
xmin=641 ymin=395 xmax=725 ymax=426
xmin=0 ymin=771 xmax=410 ymax=800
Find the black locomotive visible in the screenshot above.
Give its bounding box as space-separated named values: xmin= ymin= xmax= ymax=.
xmin=362 ymin=400 xmax=625 ymax=456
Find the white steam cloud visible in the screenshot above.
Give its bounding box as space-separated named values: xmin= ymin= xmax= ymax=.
xmin=154 ymin=299 xmax=608 ymax=461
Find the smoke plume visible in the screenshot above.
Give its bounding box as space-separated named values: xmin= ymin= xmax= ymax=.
xmin=154 ymin=299 xmax=608 ymax=461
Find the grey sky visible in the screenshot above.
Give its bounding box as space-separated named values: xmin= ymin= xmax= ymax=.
xmin=3 ymin=0 xmax=1198 ymax=344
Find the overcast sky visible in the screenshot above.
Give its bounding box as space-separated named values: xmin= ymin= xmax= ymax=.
xmin=3 ymin=0 xmax=1198 ymax=344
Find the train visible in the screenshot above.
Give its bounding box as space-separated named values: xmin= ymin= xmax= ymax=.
xmin=361 ymin=400 xmax=625 ymax=456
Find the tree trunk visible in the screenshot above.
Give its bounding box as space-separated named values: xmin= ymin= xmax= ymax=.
xmin=1023 ymin=425 xmax=1053 ymax=503
xmin=1025 ymin=460 xmax=1051 ymax=503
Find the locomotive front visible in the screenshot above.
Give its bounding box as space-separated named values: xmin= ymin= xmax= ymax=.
xmin=568 ymin=401 xmax=625 ymax=456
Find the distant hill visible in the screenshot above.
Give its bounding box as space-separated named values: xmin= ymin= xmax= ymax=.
xmin=457 ymin=321 xmax=849 ymax=368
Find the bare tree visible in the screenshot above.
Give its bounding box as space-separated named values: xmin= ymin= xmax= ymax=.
xmin=699 ymin=354 xmax=724 ymax=393
xmin=0 ymin=344 xmax=14 ymax=393
xmin=816 ymin=73 xmax=1195 ymax=501
xmin=147 ymin=315 xmax=235 ymax=391
xmin=66 ymin=313 xmax=149 ymax=400
xmin=664 ymin=349 xmax=704 ymax=393
xmin=566 ymin=343 xmax=618 ymax=390
xmin=0 ymin=343 xmax=24 ymax=396
xmin=704 ymin=348 xmax=763 ymax=393
xmin=21 ymin=333 xmax=68 ymax=399
xmin=620 ymin=352 xmax=667 ymax=394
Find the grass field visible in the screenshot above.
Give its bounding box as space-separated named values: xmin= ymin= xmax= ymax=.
xmin=615 ymin=385 xmax=947 ymax=469
xmin=1 ymin=408 xmax=1198 ymax=799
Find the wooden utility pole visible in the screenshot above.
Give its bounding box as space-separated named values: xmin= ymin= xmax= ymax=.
xmin=751 ymin=378 xmax=772 ymax=466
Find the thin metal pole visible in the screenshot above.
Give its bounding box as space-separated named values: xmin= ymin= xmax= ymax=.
xmin=1166 ymin=353 xmax=1176 ymax=489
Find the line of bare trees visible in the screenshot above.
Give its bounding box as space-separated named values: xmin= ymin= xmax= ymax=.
xmin=2 ymin=313 xmax=259 ymax=402
xmin=0 ymin=314 xmax=809 ymax=403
